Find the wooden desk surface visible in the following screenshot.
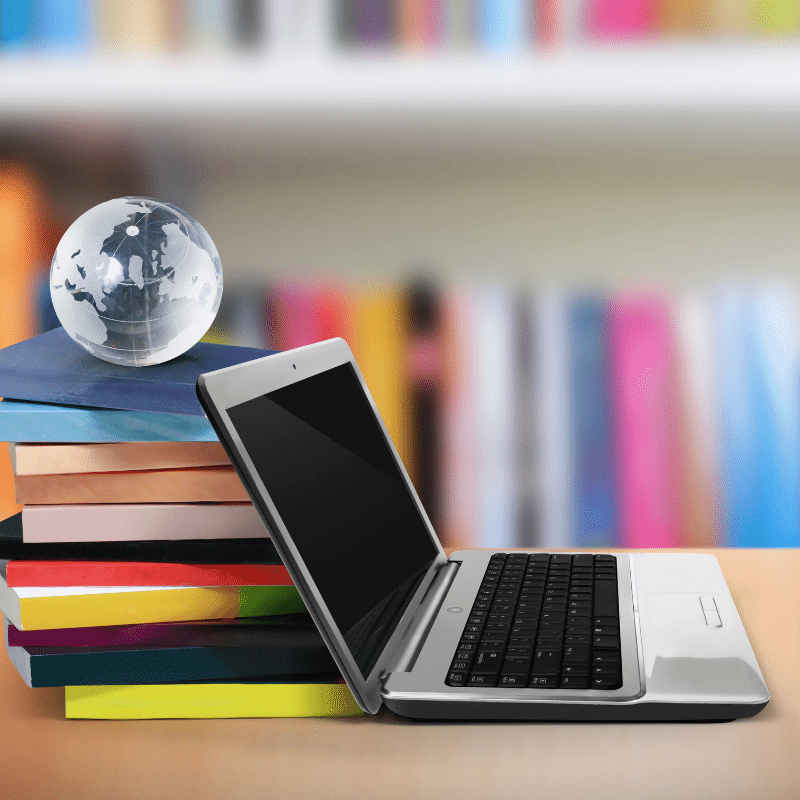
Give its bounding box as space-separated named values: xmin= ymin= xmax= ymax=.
xmin=1 ymin=549 xmax=798 ymax=800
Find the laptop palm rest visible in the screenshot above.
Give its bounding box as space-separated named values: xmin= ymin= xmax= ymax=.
xmin=633 ymin=554 xmax=769 ymax=705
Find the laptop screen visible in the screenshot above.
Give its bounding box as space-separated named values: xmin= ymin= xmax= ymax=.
xmin=226 ymin=362 xmax=439 ymax=679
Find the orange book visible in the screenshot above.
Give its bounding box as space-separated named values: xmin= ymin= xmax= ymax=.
xmin=15 ymin=467 xmax=249 ymax=505
xmin=0 ymin=163 xmax=47 ymax=522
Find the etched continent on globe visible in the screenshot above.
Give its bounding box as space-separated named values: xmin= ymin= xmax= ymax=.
xmin=50 ymin=197 xmax=223 ymax=367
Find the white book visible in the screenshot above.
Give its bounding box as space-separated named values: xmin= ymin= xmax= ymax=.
xmin=534 ymin=288 xmax=571 ymax=549
xmin=473 ymin=284 xmax=517 ymax=548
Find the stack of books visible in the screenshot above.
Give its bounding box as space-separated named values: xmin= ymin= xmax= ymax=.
xmin=0 ymin=328 xmax=361 ymax=720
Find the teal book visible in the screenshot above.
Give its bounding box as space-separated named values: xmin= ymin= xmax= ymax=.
xmin=0 ymin=327 xmax=275 ymax=417
xmin=0 ymin=399 xmax=217 ymax=442
xmin=4 ymin=616 xmax=336 ymax=687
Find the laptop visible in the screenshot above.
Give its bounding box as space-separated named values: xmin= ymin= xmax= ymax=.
xmin=196 ymin=337 xmax=769 ymax=722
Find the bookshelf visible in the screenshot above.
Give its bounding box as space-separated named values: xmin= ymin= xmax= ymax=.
xmin=4 ymin=45 xmax=800 ymax=125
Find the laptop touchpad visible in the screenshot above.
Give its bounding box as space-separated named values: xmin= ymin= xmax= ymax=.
xmin=645 ymin=592 xmax=707 ymax=627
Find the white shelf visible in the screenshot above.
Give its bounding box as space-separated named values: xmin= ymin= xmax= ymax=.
xmin=4 ymin=44 xmax=800 ymax=118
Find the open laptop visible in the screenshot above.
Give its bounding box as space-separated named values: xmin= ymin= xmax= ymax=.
xmin=196 ymin=337 xmax=769 ymax=721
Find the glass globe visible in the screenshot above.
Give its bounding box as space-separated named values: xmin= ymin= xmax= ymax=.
xmin=50 ymin=197 xmax=223 ymax=367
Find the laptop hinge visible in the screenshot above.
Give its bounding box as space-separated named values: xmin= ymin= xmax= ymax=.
xmin=381 ymin=559 xmax=461 ymax=681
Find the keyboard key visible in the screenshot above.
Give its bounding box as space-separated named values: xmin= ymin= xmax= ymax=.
xmin=593 ymin=665 xmax=622 ymax=675
xmin=467 ymin=674 xmax=498 ymax=687
xmin=449 ymin=660 xmax=469 ymax=671
xmin=565 ymin=635 xmax=590 ymax=645
xmin=529 ymin=676 xmax=559 ymax=688
xmin=472 ymin=651 xmax=503 ymax=674
xmin=560 ymin=676 xmax=590 ymax=689
xmin=566 ymin=625 xmax=591 ymax=635
xmin=446 ymin=671 xmax=467 ymax=686
xmin=592 ymin=652 xmax=621 ymax=664
xmin=593 ymin=582 xmax=619 ymax=618
xmin=560 ymin=664 xmax=590 ymax=676
xmin=592 ymin=676 xmax=622 ymax=689
xmin=594 ymin=554 xmax=616 ymax=562
xmin=572 ymin=554 xmax=593 ymax=567
xmin=478 ymin=640 xmax=506 ymax=652
xmin=499 ymin=675 xmax=527 ymax=687
xmin=529 ymin=553 xmax=550 ymax=561
xmin=452 ymin=651 xmax=474 ymax=663
xmin=506 ymin=645 xmax=534 ymax=657
xmin=592 ymin=635 xmax=621 ymax=649
xmin=508 ymin=636 xmax=535 ymax=646
xmin=552 ymin=554 xmax=572 ymax=564
xmin=593 ymin=617 xmax=619 ymax=627
xmin=502 ymin=656 xmax=532 ymax=673
xmin=531 ymin=649 xmax=561 ymax=675
xmin=592 ymin=626 xmax=618 ymax=636
xmin=563 ymin=645 xmax=590 ymax=663
xmin=456 ymin=642 xmax=477 ymax=653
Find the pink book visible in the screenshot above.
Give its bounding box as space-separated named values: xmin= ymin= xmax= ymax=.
xmin=608 ymin=296 xmax=678 ymax=548
xmin=589 ymin=0 xmax=653 ymax=39
xmin=274 ymin=282 xmax=349 ymax=350
xmin=21 ymin=503 xmax=266 ymax=543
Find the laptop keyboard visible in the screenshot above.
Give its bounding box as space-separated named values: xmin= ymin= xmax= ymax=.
xmin=445 ymin=553 xmax=622 ymax=690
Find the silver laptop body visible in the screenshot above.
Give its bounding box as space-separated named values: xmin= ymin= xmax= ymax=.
xmin=197 ymin=337 xmax=769 ymax=722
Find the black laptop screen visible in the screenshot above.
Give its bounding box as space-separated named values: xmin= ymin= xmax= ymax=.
xmin=226 ymin=362 xmax=439 ymax=679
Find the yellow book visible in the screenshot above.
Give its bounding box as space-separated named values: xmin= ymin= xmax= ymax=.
xmin=348 ymin=286 xmax=410 ymax=472
xmin=0 ymin=576 xmax=304 ymax=631
xmin=752 ymin=0 xmax=800 ymax=32
xmin=65 ymin=681 xmax=364 ymax=719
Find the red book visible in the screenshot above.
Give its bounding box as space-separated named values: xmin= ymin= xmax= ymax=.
xmin=3 ymin=561 xmax=292 ymax=588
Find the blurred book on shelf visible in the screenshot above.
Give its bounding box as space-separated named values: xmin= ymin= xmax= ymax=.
xmin=2 ymin=0 xmax=797 ymax=58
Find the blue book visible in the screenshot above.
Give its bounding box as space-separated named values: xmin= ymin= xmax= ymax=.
xmin=0 ymin=327 xmax=275 ymax=417
xmin=567 ymin=296 xmax=616 ymax=547
xmin=714 ymin=286 xmax=800 ymax=547
xmin=1 ymin=0 xmax=33 ymax=50
xmin=34 ymin=0 xmax=91 ymax=51
xmin=0 ymin=399 xmax=217 ymax=443
xmin=479 ymin=0 xmax=528 ymax=51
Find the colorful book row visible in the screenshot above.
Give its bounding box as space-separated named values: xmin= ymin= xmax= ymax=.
xmin=3 ymin=0 xmax=797 ymax=55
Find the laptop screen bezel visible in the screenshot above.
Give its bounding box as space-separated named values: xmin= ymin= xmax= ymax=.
xmin=196 ymin=337 xmax=448 ymax=714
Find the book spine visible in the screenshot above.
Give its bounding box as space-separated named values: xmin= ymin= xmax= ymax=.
xmin=474 ymin=285 xmax=517 ymax=548
xmin=11 ymin=642 xmax=337 ymax=687
xmin=11 ymin=441 xmax=230 ymax=475
xmin=588 ymin=0 xmax=653 ymax=38
xmin=440 ymin=287 xmax=479 ymax=547
xmin=567 ymin=295 xmax=616 ymax=548
xmin=748 ymin=286 xmax=800 ymax=546
xmin=15 ymin=468 xmax=250 ymax=505
xmin=6 ymin=616 xmax=304 ymax=648
xmin=751 ymin=0 xmax=800 ymax=32
xmin=348 ymin=285 xmax=411 ymax=471
xmin=534 ymin=289 xmax=571 ymax=549
xmin=5 ymin=561 xmax=290 ymax=588
xmin=406 ymin=280 xmax=442 ymax=532
xmin=1 ymin=0 xmax=33 ymax=49
xmin=608 ymin=295 xmax=679 ymax=548
xmin=675 ymin=292 xmax=718 ymax=547
xmin=13 ymin=586 xmax=305 ymax=631
xmin=21 ymin=502 xmax=266 ymax=544
xmin=0 ymin=401 xmax=218 ymax=443
xmin=65 ymin=681 xmax=364 ymax=719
